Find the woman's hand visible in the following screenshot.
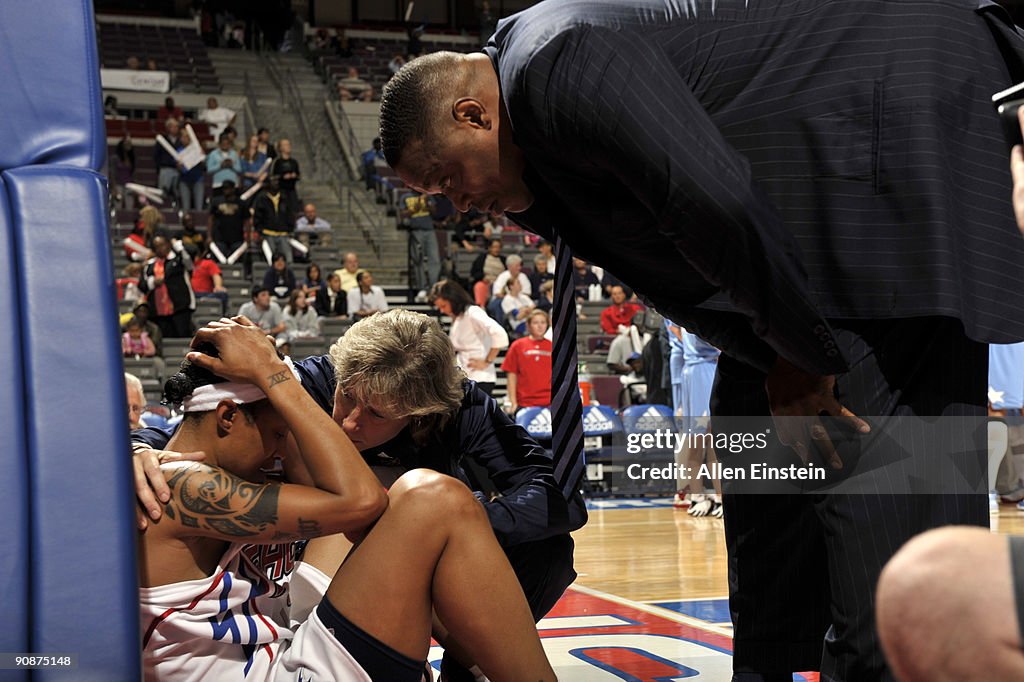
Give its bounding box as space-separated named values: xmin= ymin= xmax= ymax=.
xmin=133 ymin=445 xmax=206 ymax=529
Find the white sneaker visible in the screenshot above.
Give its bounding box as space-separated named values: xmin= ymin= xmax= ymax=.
xmin=991 ymin=492 xmax=1000 ymax=515
xmin=689 ymin=497 xmax=713 ymax=517
xmin=711 ymin=500 xmax=724 ymax=518
xmin=414 ymin=289 xmax=428 ymax=303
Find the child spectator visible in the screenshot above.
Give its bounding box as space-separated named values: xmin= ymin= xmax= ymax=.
xmin=315 ymin=272 xmax=348 ymax=318
xmin=501 ymin=309 xmax=553 ymax=413
xmin=122 ymin=316 xmax=156 ymax=357
xmin=283 ymin=289 xmax=321 ymax=341
xmin=300 ymin=262 xmax=323 ymax=302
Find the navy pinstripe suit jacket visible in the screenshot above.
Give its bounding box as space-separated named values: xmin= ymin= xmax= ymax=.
xmin=489 ymin=0 xmax=1024 ymax=376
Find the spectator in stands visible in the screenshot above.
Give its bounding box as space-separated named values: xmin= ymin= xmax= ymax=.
xmin=117 ymin=262 xmax=145 ymax=305
xmin=179 ymin=213 xmax=206 ymax=256
xmin=253 ymin=176 xmax=294 ymax=265
xmin=401 ymin=190 xmax=441 ymax=302
xmin=191 ymin=245 xmax=229 ymax=315
xmin=198 ymin=96 xmax=236 ymax=139
xmin=157 ymin=96 xmax=183 ymax=123
xmin=124 ymin=372 xmax=146 ymax=430
xmin=361 ymin=137 xmax=386 ymax=192
xmin=207 ymin=132 xmax=241 ymax=194
xmin=537 ymin=240 xmax=555 ymax=273
xmin=471 ymin=238 xmax=505 ymax=306
xmin=237 ymin=286 xmax=286 ymax=337
xmin=528 ymin=254 xmax=554 ymax=300
xmin=500 ymin=276 xmax=535 ymax=337
xmin=300 ymin=262 xmax=324 ymax=302
xmin=208 ymin=180 xmax=247 ymax=259
xmin=338 ymin=66 xmax=374 ymax=102
xmin=140 ymin=235 xmax=195 ymax=339
xmin=454 ymin=208 xmax=491 ymax=251
xmin=334 ymin=251 xmax=364 ymax=292
xmin=607 ymin=325 xmax=642 ymax=376
xmin=347 ymin=270 xmax=389 ymax=320
xmin=239 ymin=134 xmax=268 ymax=192
xmin=104 ymin=95 xmax=119 ymax=117
xmin=388 ymin=53 xmax=406 ymax=76
xmin=128 ymin=301 xmax=163 ymax=359
xmin=124 ymin=206 xmax=160 ymax=262
xmin=600 ymin=284 xmax=642 ymax=335
xmin=334 ymin=33 xmax=353 ymax=59
xmin=223 ymin=125 xmax=239 ymax=151
xmin=256 ymin=127 xmax=277 ymax=160
xmin=113 ymin=136 xmax=135 ymax=208
xmin=571 ymin=257 xmax=600 ymax=301
xmin=501 ymin=309 xmax=552 ymax=414
xmin=283 ymin=289 xmax=321 ymax=341
xmin=262 ymin=252 xmax=297 ymax=300
xmin=310 ymin=28 xmax=330 ymax=51
xmin=536 ymin=279 xmax=554 ymax=314
xmin=315 ymin=272 xmax=348 ymax=319
xmin=145 ymin=57 xmax=159 ymax=71
xmin=126 ymin=55 xmax=141 ymax=70
xmin=492 ymin=253 xmax=532 ymax=300
xmin=271 ymin=139 xmax=302 ymax=221
xmin=122 ymin=316 xmax=157 ymax=358
xmin=430 ymin=279 xmax=509 ymax=396
xmin=155 ymin=118 xmax=182 ymax=205
xmin=295 ymin=202 xmax=331 ymax=247
xmin=177 ymin=129 xmax=206 ymax=211
xmin=407 ymin=24 xmax=424 ymax=58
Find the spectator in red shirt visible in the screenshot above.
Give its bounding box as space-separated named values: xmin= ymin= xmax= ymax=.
xmin=191 ymin=246 xmax=229 ymax=314
xmin=157 ymin=96 xmax=184 ymax=124
xmin=501 ymin=309 xmax=552 ymax=413
xmin=599 ymin=284 xmax=642 ymax=335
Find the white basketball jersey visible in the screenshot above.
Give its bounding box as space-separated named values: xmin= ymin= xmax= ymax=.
xmin=141 ymin=543 xmax=370 ymax=682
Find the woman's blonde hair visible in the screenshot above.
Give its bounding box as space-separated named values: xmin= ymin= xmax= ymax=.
xmin=328 ymin=309 xmax=465 ymax=443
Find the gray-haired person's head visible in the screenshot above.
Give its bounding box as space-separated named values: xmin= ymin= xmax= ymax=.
xmin=328 ymin=309 xmax=465 ymax=443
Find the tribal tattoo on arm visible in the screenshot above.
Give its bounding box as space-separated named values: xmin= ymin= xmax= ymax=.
xmin=163 ymin=463 xmax=320 ymax=540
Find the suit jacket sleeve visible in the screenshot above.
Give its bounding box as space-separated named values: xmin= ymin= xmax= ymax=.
xmin=510 ymin=25 xmax=848 ymax=375
xmin=453 ymin=385 xmax=587 ymax=546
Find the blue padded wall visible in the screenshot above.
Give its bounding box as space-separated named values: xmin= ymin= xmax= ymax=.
xmin=7 ymin=168 xmax=140 ymax=681
xmin=0 ymin=0 xmax=105 ymax=171
xmin=0 ymin=179 xmax=29 ymax=682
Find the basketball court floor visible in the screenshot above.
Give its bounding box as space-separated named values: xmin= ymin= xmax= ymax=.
xmin=426 ymin=498 xmax=1024 ymax=680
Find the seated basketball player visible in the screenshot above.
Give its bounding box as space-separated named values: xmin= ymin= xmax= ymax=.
xmin=134 ymin=309 xmax=584 ymax=680
xmin=138 ymin=319 xmax=555 ymax=681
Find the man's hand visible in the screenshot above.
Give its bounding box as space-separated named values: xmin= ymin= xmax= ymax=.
xmin=187 ymin=316 xmax=283 ymax=384
xmin=133 ymin=445 xmax=205 ymax=529
xmin=765 ymin=357 xmax=869 ymax=469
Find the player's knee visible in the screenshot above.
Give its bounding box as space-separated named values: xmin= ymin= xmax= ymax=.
xmin=390 ymin=468 xmax=484 ymax=520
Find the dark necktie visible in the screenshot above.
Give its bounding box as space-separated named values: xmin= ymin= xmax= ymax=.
xmin=550 ymin=235 xmax=585 ymax=497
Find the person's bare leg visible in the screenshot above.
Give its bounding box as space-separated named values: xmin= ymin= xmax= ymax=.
xmin=877 ymin=526 xmax=1024 ymax=681
xmin=325 ymin=469 xmax=555 ymax=681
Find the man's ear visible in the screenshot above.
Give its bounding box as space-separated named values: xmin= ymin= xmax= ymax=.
xmin=452 ymin=97 xmax=492 ymax=130
xmin=215 ymin=400 xmax=240 ymax=436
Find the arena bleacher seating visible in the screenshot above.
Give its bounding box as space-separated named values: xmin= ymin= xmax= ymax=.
xmin=97 ymin=21 xmax=221 ymax=93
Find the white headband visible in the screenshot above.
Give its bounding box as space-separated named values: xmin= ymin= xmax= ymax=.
xmin=182 ymin=356 xmax=302 ymax=413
